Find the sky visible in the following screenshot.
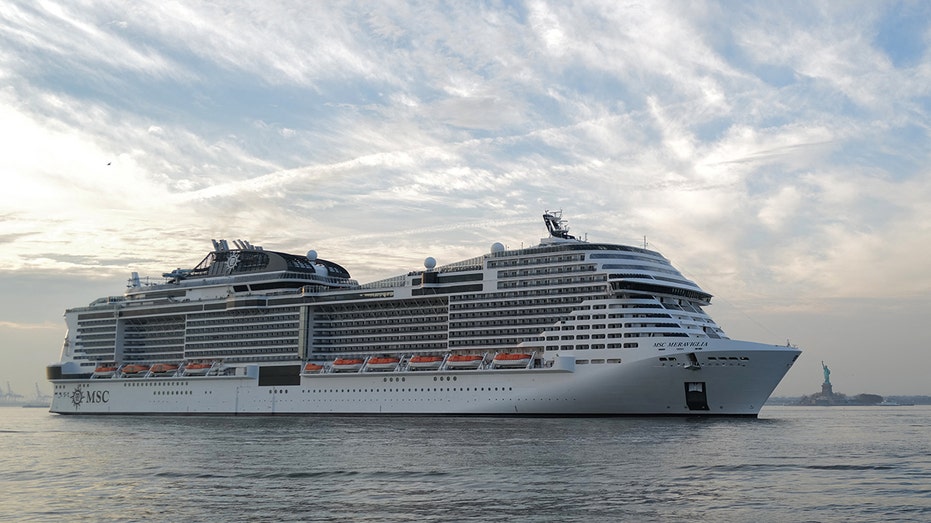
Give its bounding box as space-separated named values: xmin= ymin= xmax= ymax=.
xmin=2 ymin=1 xmax=930 ymax=398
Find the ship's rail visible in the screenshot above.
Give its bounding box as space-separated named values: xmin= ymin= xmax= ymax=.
xmin=88 ymin=360 xmax=235 ymax=379
xmin=360 ymin=275 xmax=408 ymax=289
xmin=436 ymin=256 xmax=484 ymax=272
xmin=360 ymin=257 xmax=485 ymax=290
xmin=128 ymin=270 xmax=359 ymax=293
xmin=301 ymin=351 xmax=547 ymax=376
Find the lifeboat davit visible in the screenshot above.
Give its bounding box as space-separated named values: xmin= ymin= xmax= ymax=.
xmin=492 ymin=353 xmax=532 ymax=368
xmin=303 ymin=363 xmax=324 ymax=374
xmin=183 ymin=361 xmax=215 ymax=376
xmin=445 ymin=354 xmax=483 ymax=369
xmin=366 ymin=357 xmax=400 ymax=371
xmin=408 ymin=355 xmax=444 ymax=370
xmin=93 ymin=365 xmax=118 ymax=378
xmin=150 ymin=363 xmax=179 ymax=375
xmin=331 ymin=358 xmax=364 ymax=372
xmin=121 ymin=364 xmax=150 ymax=376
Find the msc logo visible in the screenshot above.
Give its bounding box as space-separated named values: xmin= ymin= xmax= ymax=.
xmin=70 ymin=385 xmax=110 ymax=408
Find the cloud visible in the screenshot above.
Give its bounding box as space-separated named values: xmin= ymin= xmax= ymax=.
xmin=0 ymin=2 xmax=178 ymax=79
xmin=0 ymin=231 xmax=37 ymax=245
xmin=757 ymin=185 xmax=802 ymax=231
xmin=0 ymin=320 xmax=59 ymax=330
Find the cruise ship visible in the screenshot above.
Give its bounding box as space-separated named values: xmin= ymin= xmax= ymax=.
xmin=48 ymin=211 xmax=800 ymax=416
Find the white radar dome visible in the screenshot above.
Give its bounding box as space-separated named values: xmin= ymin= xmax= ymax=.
xmin=491 ymin=242 xmax=505 ymax=253
xmin=306 ymin=250 xmax=317 ymax=262
xmin=424 ymin=257 xmax=437 ymax=270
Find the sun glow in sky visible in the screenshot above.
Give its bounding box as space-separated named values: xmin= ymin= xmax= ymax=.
xmin=2 ymin=1 xmax=930 ymax=398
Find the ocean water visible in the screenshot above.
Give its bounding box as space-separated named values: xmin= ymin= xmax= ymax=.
xmin=1 ymin=406 xmax=929 ymax=522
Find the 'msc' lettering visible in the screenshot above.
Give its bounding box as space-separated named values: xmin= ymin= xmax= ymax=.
xmin=85 ymin=390 xmax=110 ymax=403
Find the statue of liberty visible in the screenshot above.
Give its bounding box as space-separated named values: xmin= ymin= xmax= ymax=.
xmin=821 ymin=361 xmax=831 ymax=385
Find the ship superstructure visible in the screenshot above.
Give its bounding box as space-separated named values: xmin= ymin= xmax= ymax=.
xmin=48 ymin=212 xmax=800 ymax=416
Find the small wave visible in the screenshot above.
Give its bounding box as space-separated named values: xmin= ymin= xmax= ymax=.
xmin=679 ymin=463 xmax=791 ymax=472
xmin=680 ymin=463 xmax=898 ymax=472
xmin=255 ymin=469 xmax=451 ymax=480
xmin=804 ymin=464 xmax=897 ymax=471
xmin=256 ymin=470 xmax=362 ymax=479
xmin=153 ymin=471 xmax=236 ymax=479
xmin=152 ymin=469 xmax=451 ymax=480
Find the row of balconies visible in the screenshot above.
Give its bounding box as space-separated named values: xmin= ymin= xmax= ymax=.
xmin=185 ymin=316 xmax=299 ymax=327
xmin=496 ymin=264 xmax=597 ymax=279
xmin=486 ymin=253 xmax=586 ymax=268
xmin=185 ymin=322 xmax=299 ymax=334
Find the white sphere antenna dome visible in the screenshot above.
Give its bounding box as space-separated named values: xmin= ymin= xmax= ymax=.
xmin=424 ymin=257 xmax=437 ymax=270
xmin=491 ymin=242 xmax=505 ymax=253
xmin=306 ymin=250 xmax=317 ymax=262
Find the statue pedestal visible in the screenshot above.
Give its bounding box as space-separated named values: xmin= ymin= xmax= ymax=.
xmin=822 ymin=383 xmax=833 ymax=397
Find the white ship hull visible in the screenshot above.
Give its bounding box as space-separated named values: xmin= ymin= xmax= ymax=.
xmin=46 ymin=212 xmax=803 ymax=417
xmin=51 ymin=341 xmax=799 ymax=417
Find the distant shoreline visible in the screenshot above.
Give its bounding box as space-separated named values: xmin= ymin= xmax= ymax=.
xmin=768 ymin=395 xmax=930 ymax=406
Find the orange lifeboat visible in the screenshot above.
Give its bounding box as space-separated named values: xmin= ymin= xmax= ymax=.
xmin=303 ymin=363 xmax=324 ymax=373
xmin=93 ymin=365 xmax=118 ymax=377
xmin=492 ymin=353 xmax=532 ymax=368
xmin=183 ymin=361 xmax=215 ymax=376
xmin=332 ymin=358 xmax=364 ymax=372
xmin=121 ymin=364 xmax=150 ymax=376
xmin=446 ymin=354 xmax=483 ymax=369
xmin=408 ymin=355 xmax=444 ymax=370
xmin=366 ymin=357 xmax=401 ymax=371
xmin=150 ymin=363 xmax=179 ymax=375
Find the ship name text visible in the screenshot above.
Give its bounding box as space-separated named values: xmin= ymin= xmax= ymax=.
xmin=652 ymin=341 xmax=709 ymax=349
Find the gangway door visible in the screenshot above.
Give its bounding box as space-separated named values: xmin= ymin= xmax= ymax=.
xmin=684 ymin=381 xmax=709 ymax=411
